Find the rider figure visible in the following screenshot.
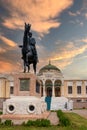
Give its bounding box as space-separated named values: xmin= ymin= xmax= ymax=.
xmin=22 ymin=23 xmax=31 ymax=60
xmin=26 ymin=32 xmax=38 ymax=65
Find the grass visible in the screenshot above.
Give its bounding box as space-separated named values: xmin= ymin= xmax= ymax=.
xmin=0 ymin=112 xmax=87 ymax=130
xmin=0 ymin=125 xmax=86 ymax=130
xmin=64 ymin=112 xmax=87 ymax=129
xmin=0 ymin=126 xmax=78 ymax=130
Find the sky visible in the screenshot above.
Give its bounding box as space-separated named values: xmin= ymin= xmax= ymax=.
xmin=1 ymin=0 xmax=87 ymax=79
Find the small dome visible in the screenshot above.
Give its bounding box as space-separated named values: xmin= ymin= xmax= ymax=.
xmin=39 ymin=61 xmax=61 ymax=74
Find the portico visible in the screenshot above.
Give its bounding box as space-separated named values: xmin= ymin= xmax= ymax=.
xmin=38 ymin=62 xmax=63 ymax=98
xmin=40 ymin=79 xmax=62 ymax=97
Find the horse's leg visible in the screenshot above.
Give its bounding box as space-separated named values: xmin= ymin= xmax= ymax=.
xmin=27 ymin=64 xmax=30 ymax=73
xmin=24 ymin=61 xmax=26 ymax=73
xmin=33 ymin=62 xmax=37 ymax=74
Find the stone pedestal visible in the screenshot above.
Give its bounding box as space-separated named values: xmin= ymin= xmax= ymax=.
xmin=14 ymin=73 xmax=41 ymax=97
xmin=3 ymin=96 xmax=47 ymax=115
xmin=3 ymin=72 xmax=47 ymax=117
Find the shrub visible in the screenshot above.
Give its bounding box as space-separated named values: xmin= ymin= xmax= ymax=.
xmin=26 ymin=120 xmax=35 ymax=126
xmin=4 ymin=120 xmax=12 ymax=126
xmin=0 ymin=111 xmax=2 ymax=115
xmin=25 ymin=119 xmax=50 ymax=127
xmin=38 ymin=119 xmax=50 ymax=127
xmin=57 ymin=110 xmax=71 ymax=126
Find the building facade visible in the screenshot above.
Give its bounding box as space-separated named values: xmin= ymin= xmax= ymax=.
xmin=38 ymin=62 xmax=87 ymax=109
xmin=0 ymin=62 xmax=87 ymax=110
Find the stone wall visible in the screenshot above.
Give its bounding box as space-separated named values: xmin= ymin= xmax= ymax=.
xmin=73 ymin=102 xmax=87 ymax=109
xmin=69 ymin=98 xmax=87 ymax=109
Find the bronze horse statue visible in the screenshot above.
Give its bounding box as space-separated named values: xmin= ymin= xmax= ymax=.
xmin=19 ymin=23 xmax=38 ymax=73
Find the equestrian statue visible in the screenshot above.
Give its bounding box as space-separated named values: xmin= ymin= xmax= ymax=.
xmin=19 ymin=23 xmax=38 ymax=73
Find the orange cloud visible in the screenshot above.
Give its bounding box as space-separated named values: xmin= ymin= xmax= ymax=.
xmin=81 ymin=38 xmax=87 ymax=43
xmin=2 ymin=0 xmax=73 ymax=34
xmin=0 ymin=47 xmax=6 ymax=53
xmin=0 ymin=61 xmax=14 ymax=73
xmin=50 ymin=42 xmax=87 ymax=68
xmin=0 ymin=61 xmax=22 ymax=73
xmin=0 ymin=35 xmax=17 ymax=47
xmin=52 ymin=43 xmax=87 ymax=60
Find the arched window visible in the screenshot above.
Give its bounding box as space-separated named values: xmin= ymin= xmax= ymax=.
xmin=45 ymin=80 xmax=53 ymax=87
xmin=55 ymin=87 xmax=60 ymax=97
xmin=45 ymin=80 xmax=52 ymax=97
xmin=77 ymin=86 xmax=81 ymax=94
xmin=54 ymin=80 xmax=62 ymax=87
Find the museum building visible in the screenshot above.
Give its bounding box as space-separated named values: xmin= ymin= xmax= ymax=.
xmin=38 ymin=62 xmax=87 ymax=109
xmin=0 ymin=62 xmax=87 ymax=110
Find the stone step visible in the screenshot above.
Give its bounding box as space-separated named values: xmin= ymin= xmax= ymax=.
xmin=47 ymin=112 xmax=59 ymax=125
xmin=0 ymin=111 xmax=50 ymax=120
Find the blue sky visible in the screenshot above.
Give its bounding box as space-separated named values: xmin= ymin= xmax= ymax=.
xmin=0 ymin=0 xmax=87 ymax=79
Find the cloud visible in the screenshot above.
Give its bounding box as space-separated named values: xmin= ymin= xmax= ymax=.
xmin=0 ymin=35 xmax=17 ymax=47
xmin=0 ymin=61 xmax=15 ymax=73
xmin=82 ymin=0 xmax=87 ymax=10
xmin=0 ymin=47 xmax=6 ymax=53
xmin=81 ymin=38 xmax=87 ymax=43
xmin=69 ymin=19 xmax=84 ymax=26
xmin=48 ymin=41 xmax=87 ymax=68
xmin=0 ymin=61 xmax=22 ymax=73
xmin=1 ymin=0 xmax=73 ymax=34
xmin=69 ymin=11 xmax=77 ymax=16
xmin=36 ymin=40 xmax=87 ymax=70
xmin=69 ymin=11 xmax=80 ymax=16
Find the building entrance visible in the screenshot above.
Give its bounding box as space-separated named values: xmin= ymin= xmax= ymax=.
xmin=46 ymin=87 xmax=52 ymax=97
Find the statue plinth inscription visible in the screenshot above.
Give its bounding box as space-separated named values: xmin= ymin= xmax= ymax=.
xmin=20 ymin=78 xmax=30 ymax=91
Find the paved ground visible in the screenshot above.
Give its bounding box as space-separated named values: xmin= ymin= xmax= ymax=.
xmin=64 ymin=109 xmax=87 ymax=119
xmin=47 ymin=112 xmax=59 ymax=125
xmin=72 ymin=110 xmax=87 ymax=119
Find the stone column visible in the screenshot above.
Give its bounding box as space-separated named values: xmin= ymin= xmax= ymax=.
xmin=61 ymin=83 xmax=64 ymax=96
xmin=82 ymin=80 xmax=85 ymax=97
xmin=73 ymin=81 xmax=77 ymax=97
xmin=43 ymin=80 xmax=46 ymax=97
xmin=52 ymin=81 xmax=55 ymax=97
xmin=5 ymin=80 xmax=10 ymax=98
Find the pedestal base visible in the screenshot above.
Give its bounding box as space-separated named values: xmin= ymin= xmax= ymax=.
xmin=3 ymin=96 xmax=47 ymax=115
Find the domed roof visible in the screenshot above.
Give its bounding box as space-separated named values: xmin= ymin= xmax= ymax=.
xmin=39 ymin=61 xmax=61 ymax=74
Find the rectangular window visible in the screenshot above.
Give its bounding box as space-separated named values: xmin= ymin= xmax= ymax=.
xmin=36 ymin=81 xmax=40 ymax=93
xmin=77 ymin=86 xmax=81 ymax=94
xmin=86 ymin=86 xmax=87 ymax=94
xmin=10 ymin=86 xmax=14 ymax=94
xmin=68 ymin=86 xmax=72 ymax=94
xmin=77 ymin=99 xmax=82 ymax=102
xmin=20 ymin=78 xmax=30 ymax=91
